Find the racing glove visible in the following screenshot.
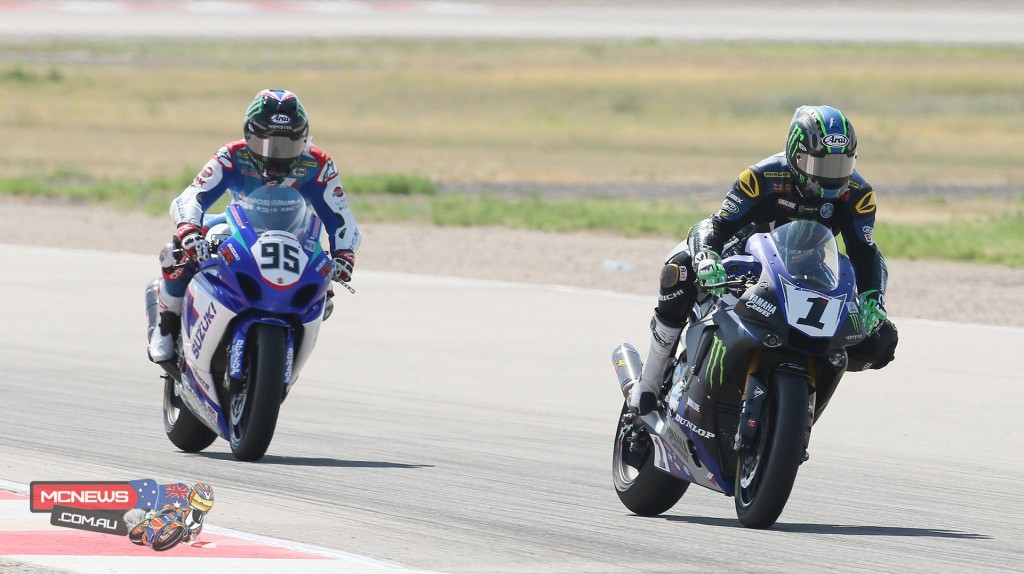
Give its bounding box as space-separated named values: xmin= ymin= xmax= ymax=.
xmin=859 ymin=290 xmax=887 ymax=334
xmin=330 ymin=249 xmax=355 ymax=283
xmin=694 ymin=250 xmax=727 ymax=295
xmin=175 ymin=223 xmax=210 ymax=263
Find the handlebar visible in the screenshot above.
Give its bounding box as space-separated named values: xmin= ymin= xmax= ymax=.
xmin=702 ymin=277 xmax=752 ymax=295
xmin=163 ymin=245 xmax=356 ymax=294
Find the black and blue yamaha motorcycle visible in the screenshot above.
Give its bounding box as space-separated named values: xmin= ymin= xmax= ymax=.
xmin=611 ymin=220 xmax=868 ymax=529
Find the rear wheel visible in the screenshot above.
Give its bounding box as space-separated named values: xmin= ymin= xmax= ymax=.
xmin=163 ymin=376 xmax=217 ymax=453
xmin=228 ymin=323 xmax=287 ymax=461
xmin=734 ymin=371 xmax=809 ymax=529
xmin=612 ymin=402 xmax=689 ymax=515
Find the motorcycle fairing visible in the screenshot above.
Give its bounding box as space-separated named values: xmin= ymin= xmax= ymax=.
xmin=640 ymin=411 xmax=706 ymax=487
xmin=181 ymin=273 xmax=238 ymax=438
xmin=177 ymin=189 xmax=333 ymax=437
xmin=744 ymin=230 xmax=861 ymax=341
xmin=179 ymin=361 xmax=228 ymax=438
xmin=218 ymin=205 xmax=331 ymax=316
xmin=640 ymin=223 xmax=863 ymax=494
xmin=639 ymin=312 xmax=757 ymax=495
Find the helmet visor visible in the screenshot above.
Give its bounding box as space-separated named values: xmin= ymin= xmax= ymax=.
xmin=793 ymin=152 xmax=856 ymax=198
xmin=793 ymin=152 xmax=856 ymax=182
xmin=245 ymin=133 xmax=306 ymax=163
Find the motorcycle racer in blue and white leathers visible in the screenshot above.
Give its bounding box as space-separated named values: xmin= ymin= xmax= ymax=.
xmin=626 ymin=105 xmax=899 ymax=415
xmin=147 ymin=88 xmax=361 ymax=363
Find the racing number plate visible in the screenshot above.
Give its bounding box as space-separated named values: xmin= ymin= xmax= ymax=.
xmin=781 ymin=278 xmax=846 ymax=338
xmin=253 ymin=231 xmax=308 ymax=288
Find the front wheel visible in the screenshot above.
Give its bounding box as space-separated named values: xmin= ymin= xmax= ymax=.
xmin=163 ymin=376 xmax=217 ymax=453
xmin=612 ymin=402 xmax=689 ymax=515
xmin=228 ymin=323 xmax=288 ymax=462
xmin=734 ymin=371 xmax=809 ymax=529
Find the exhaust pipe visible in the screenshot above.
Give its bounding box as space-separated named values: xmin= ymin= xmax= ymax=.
xmin=611 ymin=343 xmax=643 ymax=400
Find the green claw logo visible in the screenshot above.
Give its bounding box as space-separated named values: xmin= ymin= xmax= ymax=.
xmin=787 ymin=125 xmax=804 ymax=157
xmin=246 ymin=100 xmax=264 ymax=117
xmin=850 ymin=312 xmax=863 ymax=334
xmin=705 ymin=336 xmax=727 ymax=387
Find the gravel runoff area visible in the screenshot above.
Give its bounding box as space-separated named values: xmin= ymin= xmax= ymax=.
xmin=4 ymin=196 xmax=1023 ymax=328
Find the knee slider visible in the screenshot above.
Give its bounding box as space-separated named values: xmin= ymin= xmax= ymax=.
xmin=660 ymin=263 xmax=688 ymax=290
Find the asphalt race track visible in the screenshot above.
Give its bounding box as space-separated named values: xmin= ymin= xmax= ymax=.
xmin=1 ymin=244 xmax=1022 ymax=573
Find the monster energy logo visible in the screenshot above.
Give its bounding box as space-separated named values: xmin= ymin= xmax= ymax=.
xmin=246 ymin=99 xmax=263 ymax=117
xmin=787 ymin=125 xmax=805 ymax=157
xmin=704 ymin=336 xmax=727 ymax=387
xmin=849 ymin=312 xmax=863 ymax=334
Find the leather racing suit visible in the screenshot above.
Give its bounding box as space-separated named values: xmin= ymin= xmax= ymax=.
xmin=651 ymin=152 xmax=898 ymax=387
xmin=161 ymin=140 xmax=361 ymax=298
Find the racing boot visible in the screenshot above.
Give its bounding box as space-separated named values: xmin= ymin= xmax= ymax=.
xmin=147 ymin=283 xmax=183 ymax=363
xmin=630 ymin=313 xmax=682 ymax=415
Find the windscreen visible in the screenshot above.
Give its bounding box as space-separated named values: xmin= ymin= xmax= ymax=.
xmin=770 ymin=220 xmax=840 ymax=291
xmin=236 ymin=185 xmax=313 ymax=241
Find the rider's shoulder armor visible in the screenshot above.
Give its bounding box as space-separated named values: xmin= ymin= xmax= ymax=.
xmin=222 ymin=140 xmax=247 ymax=166
xmin=302 ymin=145 xmax=340 ymax=187
xmin=223 ymin=140 xmax=266 ymax=180
xmin=719 ymin=154 xmax=793 ymax=221
xmin=841 ymin=170 xmax=877 ymax=218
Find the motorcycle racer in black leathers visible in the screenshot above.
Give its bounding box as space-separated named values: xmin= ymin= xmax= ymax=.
xmin=626 ymin=105 xmax=899 ymax=415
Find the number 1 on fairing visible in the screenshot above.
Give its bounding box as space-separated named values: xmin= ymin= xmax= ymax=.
xmin=781 ymin=280 xmax=845 ymax=338
xmin=796 ymin=296 xmax=830 ymax=330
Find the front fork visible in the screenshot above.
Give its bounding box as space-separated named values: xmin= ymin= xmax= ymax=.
xmin=222 ymin=317 xmax=295 ymax=397
xmin=734 ymin=351 xmax=815 ymax=462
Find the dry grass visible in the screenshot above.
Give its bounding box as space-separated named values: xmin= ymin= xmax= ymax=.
xmin=1 ymin=40 xmax=1022 ymax=187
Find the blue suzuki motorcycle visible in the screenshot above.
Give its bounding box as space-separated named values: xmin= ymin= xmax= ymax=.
xmin=145 ymin=185 xmax=337 ymax=461
xmin=611 ymin=220 xmax=867 ymax=528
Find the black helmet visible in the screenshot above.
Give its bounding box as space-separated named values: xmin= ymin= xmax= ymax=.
xmin=243 ymin=89 xmax=309 ymax=176
xmin=785 ymin=105 xmax=857 ymax=199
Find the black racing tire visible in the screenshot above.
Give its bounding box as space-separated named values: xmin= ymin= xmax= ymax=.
xmin=228 ymin=323 xmax=287 ymax=462
xmin=734 ymin=370 xmax=809 ymax=529
xmin=612 ymin=402 xmax=689 ymax=516
xmin=163 ymin=376 xmax=217 ymax=453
